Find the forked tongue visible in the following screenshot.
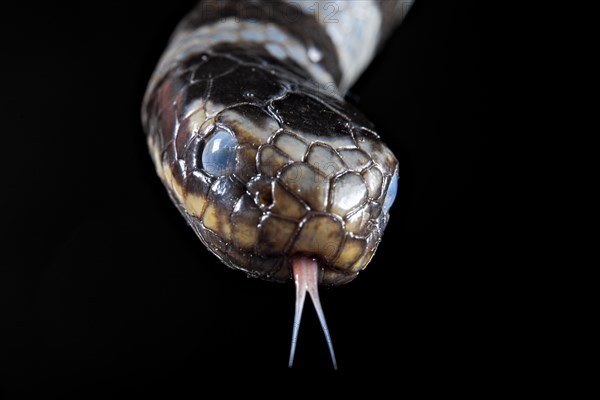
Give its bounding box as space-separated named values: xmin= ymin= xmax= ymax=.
xmin=288 ymin=256 xmax=337 ymax=370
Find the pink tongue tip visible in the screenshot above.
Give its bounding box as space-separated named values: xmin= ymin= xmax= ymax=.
xmin=288 ymin=256 xmax=338 ymax=370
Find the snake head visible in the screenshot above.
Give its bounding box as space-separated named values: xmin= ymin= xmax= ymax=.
xmin=143 ymin=50 xmax=398 ymax=286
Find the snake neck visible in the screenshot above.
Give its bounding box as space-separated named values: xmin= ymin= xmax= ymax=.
xmin=146 ymin=0 xmax=414 ymax=101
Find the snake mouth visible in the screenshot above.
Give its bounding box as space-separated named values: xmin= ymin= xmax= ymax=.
xmin=215 ymin=208 xmax=383 ymax=287
xmin=285 ymin=251 xmax=358 ymax=286
xmin=199 ymin=243 xmax=347 ymax=287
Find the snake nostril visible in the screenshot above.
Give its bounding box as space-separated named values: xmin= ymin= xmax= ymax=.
xmin=247 ymin=176 xmax=275 ymax=210
xmin=259 ymin=188 xmax=273 ymax=206
xmin=201 ymin=129 xmax=238 ymax=176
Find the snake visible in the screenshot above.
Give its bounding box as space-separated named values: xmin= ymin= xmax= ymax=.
xmin=141 ymin=0 xmax=413 ymax=369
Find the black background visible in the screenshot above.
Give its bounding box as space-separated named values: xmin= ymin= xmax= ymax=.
xmin=1 ymin=0 xmax=492 ymax=396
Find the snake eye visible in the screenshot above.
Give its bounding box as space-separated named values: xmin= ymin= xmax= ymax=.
xmin=201 ymin=129 xmax=238 ymax=176
xmin=382 ymin=170 xmax=398 ymax=214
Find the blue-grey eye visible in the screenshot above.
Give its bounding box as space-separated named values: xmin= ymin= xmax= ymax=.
xmin=201 ymin=129 xmax=238 ymax=176
xmin=382 ymin=171 xmax=398 ymax=214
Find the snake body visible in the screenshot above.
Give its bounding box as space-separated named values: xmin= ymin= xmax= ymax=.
xmin=141 ymin=0 xmax=413 ymax=367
